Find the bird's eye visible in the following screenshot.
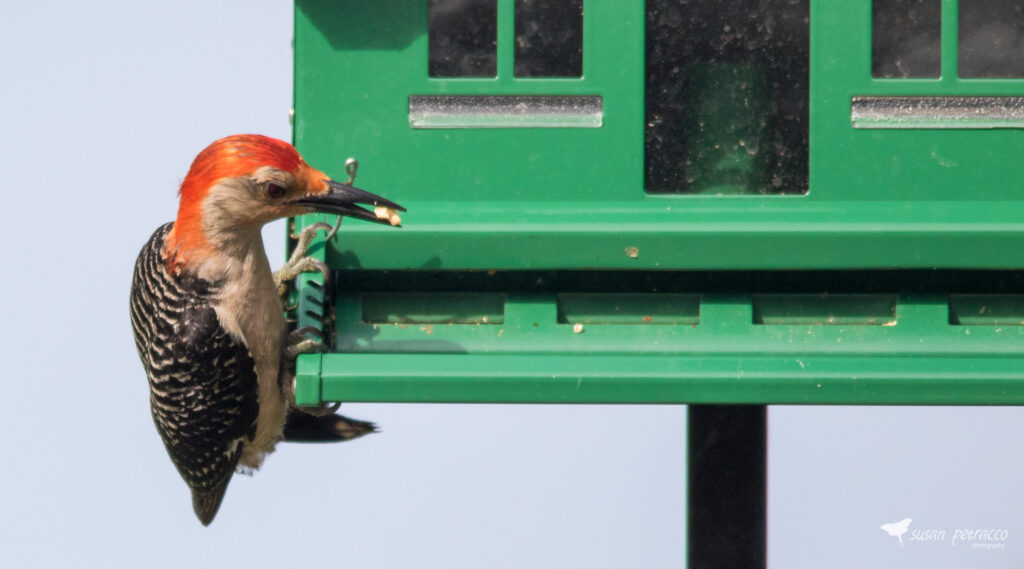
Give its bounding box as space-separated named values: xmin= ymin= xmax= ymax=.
xmin=267 ymin=183 xmax=287 ymax=199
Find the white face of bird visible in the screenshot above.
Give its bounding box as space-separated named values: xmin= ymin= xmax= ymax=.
xmin=200 ymin=165 xmax=405 ymax=239
xmin=201 ymin=166 xmax=308 ymax=230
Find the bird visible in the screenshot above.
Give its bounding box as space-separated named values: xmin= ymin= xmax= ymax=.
xmin=130 ymin=134 xmax=405 ymax=525
xmin=880 ymin=518 xmax=912 ymax=546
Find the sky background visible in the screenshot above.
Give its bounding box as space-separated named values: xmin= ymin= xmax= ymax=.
xmin=2 ymin=1 xmax=1023 ymax=568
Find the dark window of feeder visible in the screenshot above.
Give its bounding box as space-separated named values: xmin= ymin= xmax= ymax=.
xmin=429 ymin=0 xmax=498 ymax=77
xmin=872 ymin=0 xmax=941 ymax=79
xmin=959 ymin=0 xmax=1024 ymax=78
xmin=514 ymin=0 xmax=583 ymax=78
xmin=644 ymin=0 xmax=810 ymax=195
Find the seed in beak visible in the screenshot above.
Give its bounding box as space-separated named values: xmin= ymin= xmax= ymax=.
xmin=374 ymin=206 xmax=402 ymax=226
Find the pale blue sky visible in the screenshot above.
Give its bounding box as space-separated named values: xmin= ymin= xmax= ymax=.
xmin=1 ymin=2 xmax=1022 ymax=568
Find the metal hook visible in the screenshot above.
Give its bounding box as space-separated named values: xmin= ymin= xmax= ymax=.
xmin=325 ymin=216 xmax=342 ymax=242
xmin=345 ymin=158 xmax=359 ymax=185
xmin=325 ymin=158 xmax=358 ymax=242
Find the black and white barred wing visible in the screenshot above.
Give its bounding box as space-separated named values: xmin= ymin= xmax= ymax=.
xmin=130 ymin=223 xmax=259 ymax=524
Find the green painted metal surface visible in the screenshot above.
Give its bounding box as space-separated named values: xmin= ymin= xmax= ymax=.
xmin=297 ymin=353 xmax=1024 ymax=405
xmin=312 ymin=200 xmax=1024 ymax=270
xmin=291 ymin=214 xmax=332 ymax=337
xmin=294 ymin=0 xmax=1024 ymax=271
xmin=290 ymin=1 xmax=1024 ymax=405
xmin=293 ymin=290 xmax=1024 ymax=405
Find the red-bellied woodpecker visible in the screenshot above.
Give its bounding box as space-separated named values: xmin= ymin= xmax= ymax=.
xmin=129 ymin=134 xmax=404 ymax=525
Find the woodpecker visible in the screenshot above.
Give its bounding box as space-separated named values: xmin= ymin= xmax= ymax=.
xmin=130 ymin=134 xmax=404 ymax=525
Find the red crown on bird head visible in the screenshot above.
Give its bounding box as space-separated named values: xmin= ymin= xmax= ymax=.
xmin=165 ymin=134 xmax=325 ymax=272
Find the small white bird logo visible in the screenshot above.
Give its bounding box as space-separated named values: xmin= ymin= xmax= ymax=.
xmin=880 ymin=518 xmax=913 ymax=547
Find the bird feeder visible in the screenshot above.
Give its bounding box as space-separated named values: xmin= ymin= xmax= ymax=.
xmin=288 ymin=1 xmax=1024 ymax=565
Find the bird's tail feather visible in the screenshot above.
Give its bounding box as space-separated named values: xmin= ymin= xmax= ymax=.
xmin=282 ymin=411 xmax=378 ymax=443
xmin=191 ymin=480 xmax=231 ymax=526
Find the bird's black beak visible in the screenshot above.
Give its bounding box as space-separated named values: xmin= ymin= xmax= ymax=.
xmin=290 ymin=180 xmax=406 ymax=226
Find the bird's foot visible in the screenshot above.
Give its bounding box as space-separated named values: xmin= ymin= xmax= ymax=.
xmin=273 ymin=220 xmax=340 ymax=301
xmin=283 ymin=326 xmax=330 ymax=360
xmin=281 ymin=327 xmax=340 ymax=417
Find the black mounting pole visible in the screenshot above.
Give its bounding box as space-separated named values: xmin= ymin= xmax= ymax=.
xmin=687 ymin=405 xmax=767 ymax=569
